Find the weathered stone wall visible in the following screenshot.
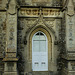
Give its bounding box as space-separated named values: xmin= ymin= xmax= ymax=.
xmin=0 ymin=12 xmax=6 ymax=75
xmin=0 ymin=0 xmax=75 ymax=75
xmin=0 ymin=0 xmax=7 ymax=74
xmin=18 ymin=0 xmax=62 ymax=7
xmin=0 ymin=12 xmax=6 ymax=58
xmin=0 ymin=0 xmax=8 ymax=10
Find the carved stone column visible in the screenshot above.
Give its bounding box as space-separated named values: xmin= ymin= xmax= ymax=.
xmin=62 ymin=0 xmax=75 ymax=75
xmin=3 ymin=0 xmax=18 ymax=75
xmin=66 ymin=0 xmax=75 ymax=56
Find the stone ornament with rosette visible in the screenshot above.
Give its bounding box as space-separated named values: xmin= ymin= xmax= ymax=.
xmin=25 ymin=19 xmax=38 ymax=29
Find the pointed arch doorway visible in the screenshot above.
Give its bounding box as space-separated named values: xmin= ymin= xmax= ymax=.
xmin=32 ymin=31 xmax=48 ymax=71
xmin=29 ymin=28 xmax=52 ymax=72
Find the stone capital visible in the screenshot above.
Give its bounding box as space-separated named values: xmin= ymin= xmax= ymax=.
xmin=8 ymin=0 xmax=17 ymax=15
xmin=67 ymin=0 xmax=74 ymax=16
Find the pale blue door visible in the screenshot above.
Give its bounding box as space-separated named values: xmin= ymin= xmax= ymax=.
xmin=32 ymin=31 xmax=48 ymax=71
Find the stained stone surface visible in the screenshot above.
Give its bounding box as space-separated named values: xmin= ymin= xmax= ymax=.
xmin=0 ymin=12 xmax=6 ymax=75
xmin=0 ymin=0 xmax=75 ymax=75
xmin=18 ymin=0 xmax=62 ymax=6
xmin=0 ymin=12 xmax=6 ymax=58
xmin=0 ymin=0 xmax=8 ymax=9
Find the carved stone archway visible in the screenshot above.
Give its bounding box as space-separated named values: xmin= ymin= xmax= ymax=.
xmin=29 ymin=27 xmax=52 ymax=71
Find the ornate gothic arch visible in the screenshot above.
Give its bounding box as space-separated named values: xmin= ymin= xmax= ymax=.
xmin=24 ymin=24 xmax=57 ymax=45
xmin=27 ymin=27 xmax=53 ymax=71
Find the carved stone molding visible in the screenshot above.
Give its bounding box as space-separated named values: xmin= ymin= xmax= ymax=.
xmin=19 ymin=8 xmax=62 ymax=18
xmin=25 ymin=17 xmax=56 ymax=37
xmin=18 ymin=16 xmax=56 ymax=40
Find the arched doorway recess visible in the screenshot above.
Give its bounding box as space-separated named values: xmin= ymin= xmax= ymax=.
xmin=32 ymin=31 xmax=48 ymax=71
xmin=29 ymin=28 xmax=52 ymax=71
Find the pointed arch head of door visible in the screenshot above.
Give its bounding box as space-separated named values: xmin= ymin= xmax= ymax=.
xmin=29 ymin=27 xmax=52 ymax=60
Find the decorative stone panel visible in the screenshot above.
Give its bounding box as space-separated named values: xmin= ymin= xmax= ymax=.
xmin=19 ymin=8 xmax=62 ymax=18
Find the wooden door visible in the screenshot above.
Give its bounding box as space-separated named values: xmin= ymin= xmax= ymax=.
xmin=32 ymin=31 xmax=48 ymax=71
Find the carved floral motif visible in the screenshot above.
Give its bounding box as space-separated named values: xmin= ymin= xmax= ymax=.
xmin=45 ymin=20 xmax=54 ymax=27
xmin=25 ymin=19 xmax=38 ymax=28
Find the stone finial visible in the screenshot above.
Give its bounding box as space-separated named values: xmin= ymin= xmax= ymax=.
xmin=67 ymin=0 xmax=74 ymax=16
xmin=8 ymin=0 xmax=17 ymax=14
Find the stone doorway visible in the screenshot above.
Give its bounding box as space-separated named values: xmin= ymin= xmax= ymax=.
xmin=32 ymin=31 xmax=48 ymax=71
